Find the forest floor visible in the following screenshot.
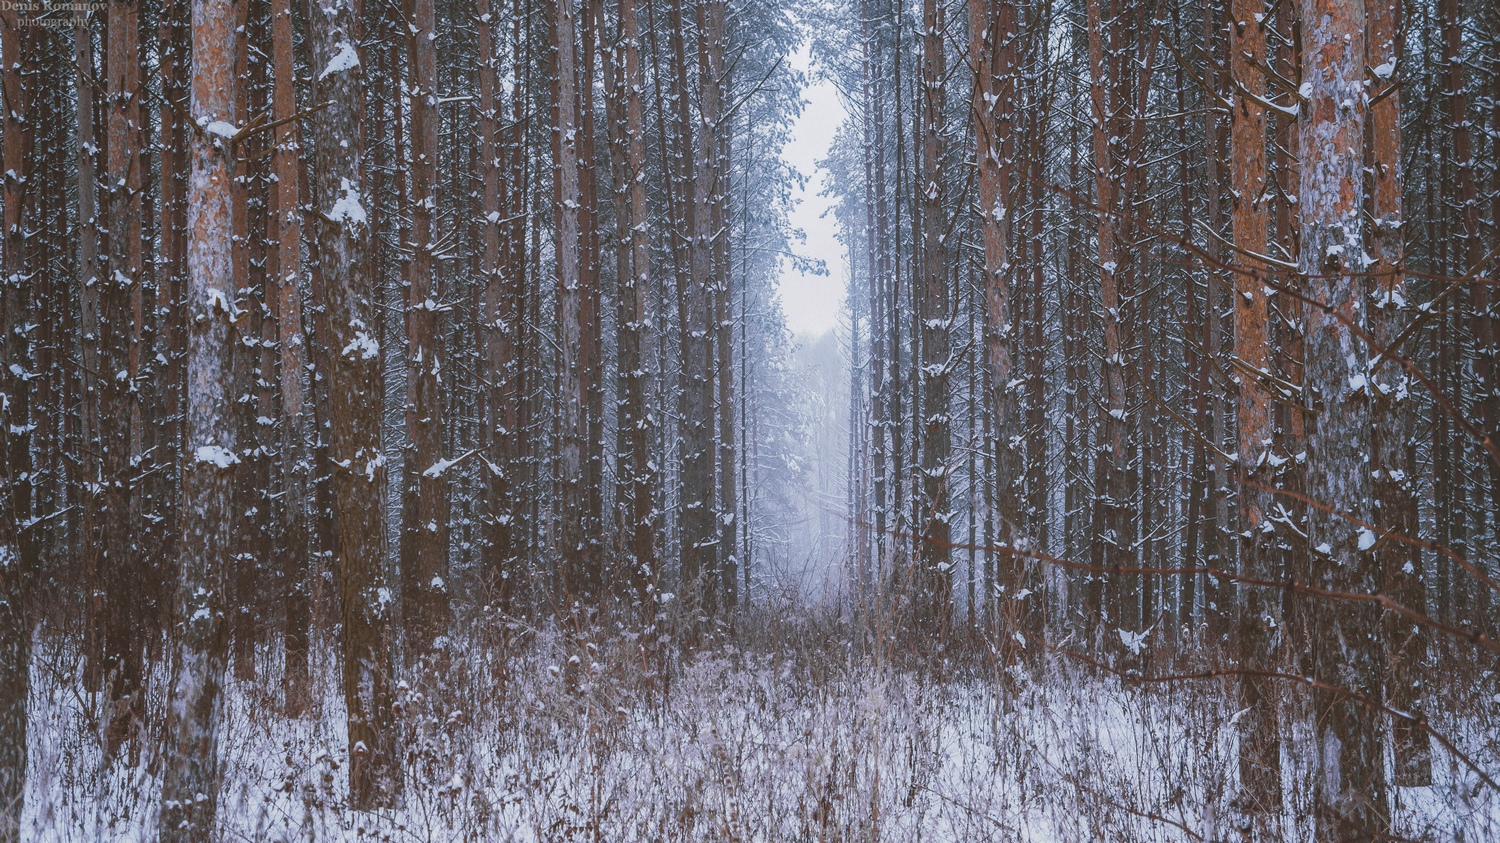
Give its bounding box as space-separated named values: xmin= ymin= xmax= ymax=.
xmin=20 ymin=617 xmax=1500 ymax=842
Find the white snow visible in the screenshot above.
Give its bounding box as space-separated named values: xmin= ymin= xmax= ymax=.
xmin=12 ymin=629 xmax=1475 ymax=843
xmin=1117 ymin=628 xmax=1149 ymax=655
xmin=328 ymin=178 xmax=368 ymax=227
xmin=318 ymin=41 xmax=361 ymax=80
xmin=204 ymin=120 xmax=239 ymax=139
xmin=194 ymin=445 xmax=240 ymax=468
xmin=341 ymin=321 xmax=380 ymax=360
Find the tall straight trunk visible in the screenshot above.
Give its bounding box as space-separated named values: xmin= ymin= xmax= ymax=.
xmin=1492 ymin=14 xmax=1500 ymax=621
xmin=307 ymin=0 xmax=402 ymax=807
xmin=1115 ymin=5 xmax=1159 ymax=645
xmin=579 ymin=0 xmax=605 ymax=589
xmin=888 ymin=0 xmax=908 ymax=613
xmin=857 ymin=18 xmax=878 ymax=603
xmin=270 ymin=0 xmax=310 ymax=717
xmin=1024 ymin=139 xmax=1047 ymax=637
xmin=715 ymin=106 xmax=737 ymax=608
xmin=102 ymin=0 xmax=146 ymax=760
xmin=916 ymin=0 xmax=951 ymax=641
xmin=0 ymin=9 xmax=34 ymax=836
xmin=1299 ymin=0 xmax=1388 ymax=836
xmin=512 ymin=0 xmax=535 ymax=596
xmin=679 ymin=0 xmax=720 ymax=619
xmin=1166 ymin=15 xmax=1196 ymax=639
xmin=476 ymin=0 xmax=518 ymax=614
xmin=159 ymin=0 xmax=190 ymax=574
xmin=76 ymin=12 xmax=105 ymax=693
xmin=970 ymin=0 xmax=1021 ymax=644
xmin=1085 ymin=0 xmax=1129 ymax=640
xmin=1228 ymin=0 xmax=1281 ymax=820
xmin=1200 ymin=0 xmax=1228 ymax=640
xmin=1063 ymin=78 xmax=1088 ymax=629
xmin=297 ymin=121 xmax=339 ymax=640
xmin=228 ymin=0 xmax=259 ymax=684
xmin=1366 ymin=0 xmax=1429 ymax=786
xmin=550 ymin=0 xmax=590 ymax=603
xmin=159 ymin=0 xmax=239 ymax=837
xmin=1440 ymin=0 xmax=1497 ymax=542
xmin=606 ymin=0 xmax=658 ymax=617
xmin=1272 ymin=0 xmax=1308 ymax=670
xmin=862 ymin=0 xmax=889 ymax=586
xmin=401 ymin=0 xmax=450 ymax=657
xmin=663 ymin=0 xmax=694 ymax=374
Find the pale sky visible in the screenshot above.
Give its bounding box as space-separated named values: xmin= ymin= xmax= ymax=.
xmin=776 ymin=45 xmax=849 ymax=341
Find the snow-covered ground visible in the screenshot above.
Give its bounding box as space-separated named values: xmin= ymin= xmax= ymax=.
xmin=21 ymin=625 xmax=1499 ymax=842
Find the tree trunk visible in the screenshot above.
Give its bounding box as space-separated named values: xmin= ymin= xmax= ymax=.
xmin=550 ymin=0 xmax=591 ymax=604
xmin=579 ymin=0 xmax=605 ymax=594
xmin=1299 ymin=0 xmax=1388 ymax=835
xmin=401 ymin=0 xmax=450 ymax=659
xmin=1366 ymin=0 xmax=1429 ymax=787
xmin=917 ymin=0 xmax=951 ymax=642
xmin=715 ymin=91 xmax=737 ymax=609
xmin=970 ymin=0 xmax=1021 ymax=649
xmin=75 ymin=11 xmax=105 ymax=694
xmin=0 ymin=9 xmax=35 ymax=836
xmin=307 ymin=0 xmax=402 ymax=807
xmin=679 ymin=0 xmax=721 ymax=622
xmin=1228 ymin=0 xmax=1281 ymax=819
xmin=1439 ymin=0 xmax=1498 ymax=533
xmin=102 ymin=0 xmax=146 ymax=761
xmin=158 ymin=0 xmax=190 ymax=580
xmin=609 ymin=0 xmax=659 ymax=618
xmin=270 ymin=0 xmax=311 ymax=717
xmin=1085 ymin=0 xmax=1129 ymax=644
xmin=862 ymin=0 xmax=889 ymax=594
xmin=159 ymin=0 xmax=239 ymax=837
xmin=476 ymin=0 xmax=517 ymax=620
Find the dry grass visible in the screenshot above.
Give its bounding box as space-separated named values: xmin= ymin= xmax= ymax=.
xmin=15 ymin=610 xmax=1499 ymax=842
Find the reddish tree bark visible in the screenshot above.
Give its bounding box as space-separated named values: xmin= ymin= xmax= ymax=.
xmin=1228 ymin=0 xmax=1281 ymax=818
xmin=970 ymin=0 xmax=1021 ymax=643
xmin=1085 ymin=0 xmax=1129 ymax=641
xmin=549 ymin=0 xmax=591 ymax=604
xmin=1365 ymin=0 xmax=1430 ymax=787
xmin=916 ymin=0 xmax=951 ymax=641
xmin=307 ymin=0 xmax=402 ymax=807
xmin=100 ymin=0 xmax=146 ymax=760
xmin=270 ymin=0 xmax=311 ymax=716
xmin=1299 ymin=0 xmax=1389 ymax=835
xmin=400 ymin=0 xmax=450 ymax=659
xmin=0 ymin=8 xmax=35 ymax=834
xmin=159 ymin=0 xmax=240 ymax=837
